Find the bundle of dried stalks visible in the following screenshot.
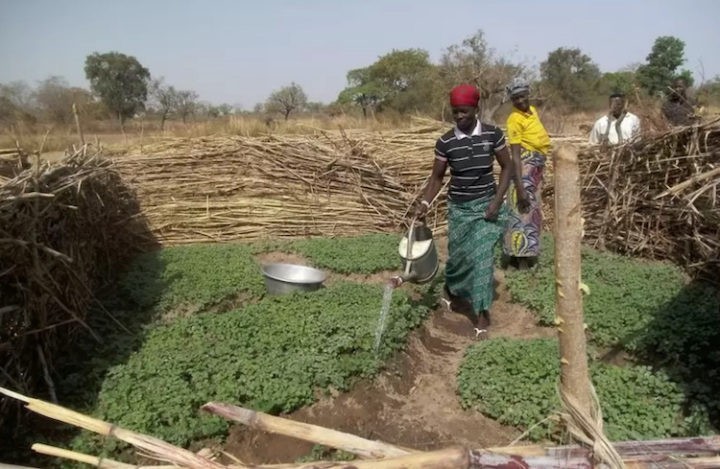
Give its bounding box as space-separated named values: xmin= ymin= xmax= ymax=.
xmin=0 ymin=147 xmax=153 ymax=431
xmin=0 ymin=147 xmax=30 ymax=180
xmin=579 ymin=118 xmax=720 ymax=281
xmin=114 ymin=130 xmax=440 ymax=243
xmin=113 ymin=124 xmax=587 ymax=244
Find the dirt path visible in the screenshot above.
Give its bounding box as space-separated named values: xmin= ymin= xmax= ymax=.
xmin=226 ymin=252 xmax=553 ymax=464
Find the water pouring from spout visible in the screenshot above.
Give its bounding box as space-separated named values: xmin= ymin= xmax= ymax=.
xmin=374 ymin=219 xmax=439 ymax=354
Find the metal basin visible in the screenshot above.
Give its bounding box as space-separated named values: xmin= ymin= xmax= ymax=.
xmin=261 ymin=263 xmax=327 ymax=295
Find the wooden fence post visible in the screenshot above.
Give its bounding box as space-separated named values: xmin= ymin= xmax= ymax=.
xmin=553 ymin=144 xmax=593 ymax=414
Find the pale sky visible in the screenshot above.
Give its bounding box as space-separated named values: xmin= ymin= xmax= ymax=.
xmin=1 ymin=0 xmax=718 ymax=108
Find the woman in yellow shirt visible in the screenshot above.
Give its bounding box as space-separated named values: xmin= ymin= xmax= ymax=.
xmin=503 ymin=82 xmax=551 ymax=269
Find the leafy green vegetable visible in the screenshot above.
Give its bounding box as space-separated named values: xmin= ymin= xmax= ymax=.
xmin=119 ymin=244 xmax=266 ymax=315
xmin=296 ymin=445 xmax=356 ymax=463
xmin=291 ymin=233 xmax=401 ymax=274
xmin=74 ymin=283 xmax=427 ymax=448
xmin=458 ymin=338 xmax=689 ymax=441
xmin=504 ymin=233 xmax=686 ymax=349
xmin=502 ymin=234 xmax=719 ymax=429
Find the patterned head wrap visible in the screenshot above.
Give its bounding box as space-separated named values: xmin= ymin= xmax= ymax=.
xmin=507 ymin=80 xmax=530 ymax=97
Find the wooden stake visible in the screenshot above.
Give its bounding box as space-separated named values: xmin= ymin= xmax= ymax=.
xmin=552 ymin=145 xmax=593 ymax=421
xmin=73 ymin=102 xmax=85 ymax=146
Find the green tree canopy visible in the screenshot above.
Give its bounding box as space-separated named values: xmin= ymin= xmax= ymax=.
xmin=637 ymin=36 xmax=694 ymax=96
xmin=597 ymin=71 xmax=637 ymax=99
xmin=540 ymin=47 xmax=602 ymax=111
xmin=84 ymin=51 xmax=150 ymax=128
xmin=337 ymin=67 xmax=384 ymax=118
xmin=337 ymin=49 xmax=438 ymax=116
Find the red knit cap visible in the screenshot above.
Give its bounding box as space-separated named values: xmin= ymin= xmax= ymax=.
xmin=449 ymin=84 xmax=480 ymax=107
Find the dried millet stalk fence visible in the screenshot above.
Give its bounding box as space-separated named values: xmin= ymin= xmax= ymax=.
xmin=578 ymin=118 xmax=720 ymax=281
xmin=113 ymin=129 xmax=440 ymax=244
xmin=0 ymin=147 xmax=152 ymax=429
xmin=113 ymin=127 xmax=584 ymax=245
xmin=116 ymin=119 xmax=716 ymax=279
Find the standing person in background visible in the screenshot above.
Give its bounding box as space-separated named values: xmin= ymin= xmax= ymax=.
xmin=662 ymin=78 xmax=700 ymax=126
xmin=503 ymin=82 xmax=550 ymax=270
xmin=589 ymin=92 xmax=641 ymax=146
xmin=414 ymin=84 xmax=514 ymax=338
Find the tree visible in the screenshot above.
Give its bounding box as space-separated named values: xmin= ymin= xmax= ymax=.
xmin=266 ymin=82 xmax=307 ymax=120
xmin=540 ymin=47 xmax=602 ymax=111
xmin=197 ymin=103 xmax=233 ymax=119
xmin=305 ymin=102 xmax=326 ymax=114
xmin=368 ymin=49 xmax=438 ymax=115
xmin=598 ymin=71 xmax=637 ymax=98
xmin=149 ymin=78 xmax=179 ymax=131
xmin=336 ymin=49 xmax=438 ymax=116
xmin=216 ymin=104 xmax=234 ymax=116
xmin=439 ymin=30 xmax=529 ymax=122
xmin=34 ymin=76 xmax=95 ymax=125
xmin=0 ymin=81 xmax=35 ymax=110
xmin=84 ymin=51 xmax=150 ymax=130
xmin=337 ymin=67 xmax=383 ymax=118
xmin=175 ymin=90 xmax=199 ymax=123
xmin=697 ymin=75 xmax=720 ymax=106
xmin=637 ymin=36 xmax=693 ymax=96
xmin=0 ymin=81 xmax=36 ymax=125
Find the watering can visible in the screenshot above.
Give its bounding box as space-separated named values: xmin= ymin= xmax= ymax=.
xmin=390 ymin=218 xmax=439 ymax=287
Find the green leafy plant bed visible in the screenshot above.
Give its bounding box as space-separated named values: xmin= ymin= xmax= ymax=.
xmin=502 ymin=234 xmax=720 ymax=430
xmin=458 ymin=338 xmax=689 ymax=441
xmin=121 ymin=234 xmax=404 ymax=320
xmin=503 ymin=234 xmax=687 ymax=350
xmin=120 ymin=244 xmax=266 ymax=315
xmin=72 ymin=282 xmax=428 ymax=451
xmin=290 ymin=233 xmax=401 ymax=274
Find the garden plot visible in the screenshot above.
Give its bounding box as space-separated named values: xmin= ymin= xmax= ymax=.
xmin=34 ymin=232 xmax=716 ymax=467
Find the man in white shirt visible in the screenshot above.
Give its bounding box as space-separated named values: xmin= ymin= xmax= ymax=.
xmin=589 ymin=92 xmax=641 ymax=146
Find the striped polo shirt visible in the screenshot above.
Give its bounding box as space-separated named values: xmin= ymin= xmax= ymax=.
xmin=434 ymin=120 xmax=507 ymax=202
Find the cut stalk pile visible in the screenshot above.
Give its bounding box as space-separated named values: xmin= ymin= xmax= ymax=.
xmin=579 ymin=118 xmax=720 ymax=280
xmin=0 ymin=147 xmax=153 ymax=429
xmin=113 ymin=127 xmax=585 ymax=243
xmin=114 ymin=129 xmax=443 ymax=242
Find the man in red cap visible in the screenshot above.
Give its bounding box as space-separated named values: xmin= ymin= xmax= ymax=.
xmin=414 ymin=84 xmax=514 ymax=338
